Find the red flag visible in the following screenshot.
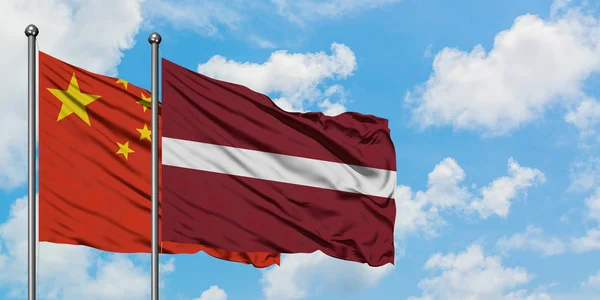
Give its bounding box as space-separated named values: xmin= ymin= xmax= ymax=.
xmin=161 ymin=58 xmax=396 ymax=267
xmin=38 ymin=51 xmax=279 ymax=267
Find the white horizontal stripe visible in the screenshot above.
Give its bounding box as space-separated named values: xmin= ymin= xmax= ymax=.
xmin=162 ymin=137 xmax=396 ymax=198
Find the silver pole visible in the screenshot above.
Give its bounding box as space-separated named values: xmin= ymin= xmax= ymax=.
xmin=148 ymin=32 xmax=162 ymax=300
xmin=25 ymin=24 xmax=39 ymax=300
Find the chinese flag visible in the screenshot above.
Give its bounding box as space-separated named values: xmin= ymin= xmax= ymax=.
xmin=38 ymin=51 xmax=279 ymax=268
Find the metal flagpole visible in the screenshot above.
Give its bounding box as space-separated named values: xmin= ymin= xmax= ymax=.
xmin=25 ymin=24 xmax=39 ymax=300
xmin=149 ymin=32 xmax=162 ymax=300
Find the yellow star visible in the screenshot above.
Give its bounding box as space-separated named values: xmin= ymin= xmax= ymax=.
xmin=116 ymin=141 xmax=134 ymax=160
xmin=116 ymin=79 xmax=128 ymax=89
xmin=48 ymin=73 xmax=101 ymax=126
xmin=138 ymin=93 xmax=151 ymax=112
xmin=136 ymin=124 xmax=151 ymax=141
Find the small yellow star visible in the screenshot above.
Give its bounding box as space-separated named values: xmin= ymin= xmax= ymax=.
xmin=48 ymin=73 xmax=101 ymax=126
xmin=136 ymin=124 xmax=151 ymax=141
xmin=138 ymin=93 xmax=151 ymax=112
xmin=116 ymin=141 xmax=135 ymax=160
xmin=116 ymin=79 xmax=128 ymax=89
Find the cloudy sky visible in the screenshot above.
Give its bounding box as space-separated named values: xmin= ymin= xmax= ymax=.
xmin=1 ymin=0 xmax=600 ymax=299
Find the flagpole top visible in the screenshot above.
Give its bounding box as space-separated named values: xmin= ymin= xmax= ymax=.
xmin=24 ymin=24 xmax=39 ymax=37
xmin=148 ymin=32 xmax=162 ymax=45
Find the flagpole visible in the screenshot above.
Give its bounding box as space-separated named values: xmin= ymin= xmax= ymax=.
xmin=149 ymin=32 xmax=162 ymax=300
xmin=25 ymin=24 xmax=39 ymax=300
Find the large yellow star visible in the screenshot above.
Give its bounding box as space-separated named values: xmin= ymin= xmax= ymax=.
xmin=136 ymin=124 xmax=151 ymax=141
xmin=138 ymin=93 xmax=151 ymax=112
xmin=116 ymin=78 xmax=128 ymax=89
xmin=48 ymin=73 xmax=101 ymax=126
xmin=116 ymin=141 xmax=134 ymax=160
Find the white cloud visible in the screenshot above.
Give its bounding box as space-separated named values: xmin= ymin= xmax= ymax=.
xmin=198 ymin=43 xmax=356 ymax=112
xmin=144 ymin=0 xmax=397 ymax=39
xmin=504 ymin=290 xmax=552 ymax=300
xmin=394 ymin=185 xmax=445 ymax=239
xmin=565 ymin=97 xmax=600 ymax=137
xmin=396 ymin=157 xmax=544 ymax=239
xmin=318 ymin=99 xmax=347 ymax=116
xmin=272 ymin=98 xmax=305 ymax=113
xmin=75 ymin=256 xmax=149 ymax=299
xmin=317 ymin=85 xmax=348 ymax=116
xmin=550 ymin=0 xmax=574 ymax=17
xmin=585 ymin=188 xmax=600 ymax=222
xmin=546 ymin=294 xmax=600 ymax=300
xmin=394 ymin=158 xmax=468 ymax=239
xmin=0 ymin=196 xmax=174 ymax=299
xmin=424 ymin=44 xmax=434 ymax=58
xmin=413 ymin=157 xmax=471 ymax=209
xmin=143 ymin=0 xmax=397 ymax=46
xmin=409 ymin=244 xmax=547 ymax=300
xmin=248 ymin=35 xmax=277 ymax=49
xmin=469 ymin=158 xmax=546 ymax=219
xmin=406 ymin=5 xmax=600 ymax=136
xmin=260 ymin=251 xmax=393 ymax=300
xmin=571 ymin=228 xmax=600 ymax=253
xmin=496 ymin=226 xmax=566 ymax=256
xmin=194 ymin=285 xmax=228 ymax=300
xmin=569 ymin=157 xmax=600 ymax=192
xmin=0 ymin=0 xmax=144 ymax=189
xmin=143 ymin=0 xmax=244 ymax=37
xmin=582 ymin=270 xmax=600 ymax=289
xmin=570 ymin=186 xmax=600 ymax=253
xmin=569 ymin=185 xmax=600 ymax=253
xmin=272 ymin=0 xmax=400 ymax=24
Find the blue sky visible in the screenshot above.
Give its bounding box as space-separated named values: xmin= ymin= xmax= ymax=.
xmin=1 ymin=0 xmax=600 ymax=299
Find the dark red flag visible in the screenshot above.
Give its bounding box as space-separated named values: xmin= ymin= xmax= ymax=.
xmin=161 ymin=58 xmax=397 ymax=267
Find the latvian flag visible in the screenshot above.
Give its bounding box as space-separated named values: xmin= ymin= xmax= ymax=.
xmin=160 ymin=58 xmax=397 ymax=267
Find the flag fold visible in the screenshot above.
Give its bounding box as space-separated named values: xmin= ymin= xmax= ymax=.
xmin=161 ymin=58 xmax=397 ymax=267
